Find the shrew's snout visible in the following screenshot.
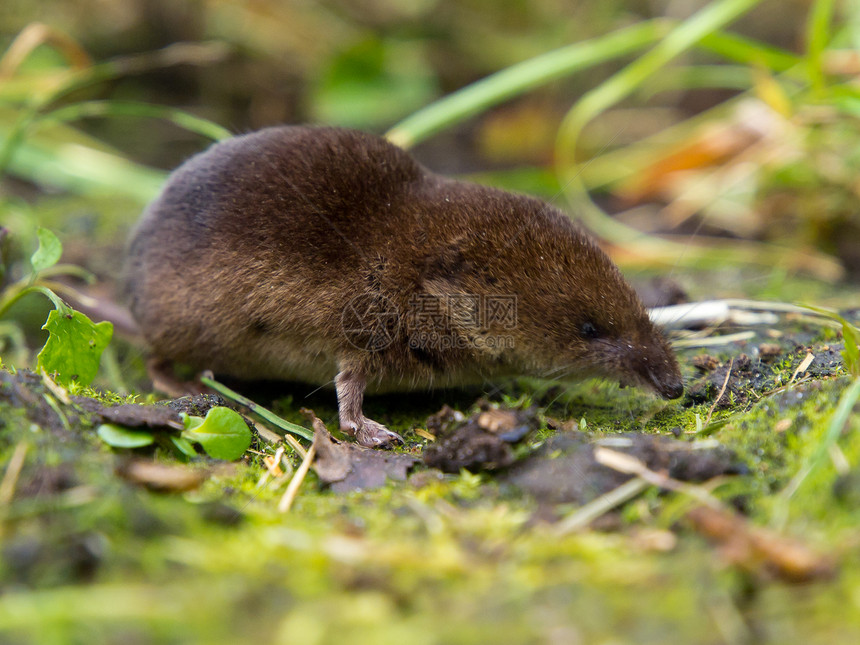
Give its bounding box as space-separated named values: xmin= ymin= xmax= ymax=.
xmin=626 ymin=338 xmax=684 ymax=400
xmin=653 ymin=373 xmax=684 ymax=399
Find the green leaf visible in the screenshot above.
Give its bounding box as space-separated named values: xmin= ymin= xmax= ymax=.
xmin=181 ymin=413 xmax=204 ymax=431
xmin=170 ymin=435 xmax=198 ymax=458
xmin=198 ymin=376 xmax=315 ymax=441
xmin=30 ymin=227 xmax=62 ymax=273
xmin=182 ymin=407 xmax=251 ymax=461
xmin=97 ymin=423 xmax=155 ymax=448
xmin=36 ymin=309 xmax=113 ymax=386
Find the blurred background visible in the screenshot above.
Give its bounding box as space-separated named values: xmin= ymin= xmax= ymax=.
xmin=3 ymin=0 xmax=736 ymax=170
xmin=1 ymin=0 xmax=858 ymax=290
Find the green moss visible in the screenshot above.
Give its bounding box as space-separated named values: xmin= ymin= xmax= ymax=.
xmin=4 ymin=277 xmax=860 ymax=644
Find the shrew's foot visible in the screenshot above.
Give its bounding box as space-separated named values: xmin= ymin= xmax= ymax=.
xmin=341 ymin=416 xmax=403 ymax=448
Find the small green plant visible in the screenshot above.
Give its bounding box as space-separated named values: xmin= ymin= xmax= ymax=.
xmin=97 ymin=405 xmax=252 ymax=461
xmin=0 ymin=226 xmax=112 ymax=387
xmin=0 ymin=25 xmax=230 ymax=202
xmin=802 ymin=304 xmax=860 ymax=376
xmin=771 ymin=304 xmax=860 ymax=527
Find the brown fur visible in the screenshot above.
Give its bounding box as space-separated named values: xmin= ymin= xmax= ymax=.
xmin=126 ymin=126 xmax=683 ymax=446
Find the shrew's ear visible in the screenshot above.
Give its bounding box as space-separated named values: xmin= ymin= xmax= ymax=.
xmin=420 ymin=238 xmax=473 ymax=289
xmin=418 ymin=239 xmax=484 ymax=331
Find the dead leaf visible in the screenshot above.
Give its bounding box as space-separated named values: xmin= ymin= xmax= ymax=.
xmin=117 ymin=459 xmax=206 ymax=492
xmin=99 ymin=404 xmax=183 ymax=430
xmin=687 ymin=506 xmax=836 ymax=583
xmin=312 ymin=426 xmax=416 ymax=493
xmin=426 ymin=405 xmax=464 ymax=435
xmin=423 ymin=426 xmax=514 ymax=473
xmin=618 ymin=120 xmax=760 ymax=204
xmin=477 ymin=409 xmax=519 ymax=433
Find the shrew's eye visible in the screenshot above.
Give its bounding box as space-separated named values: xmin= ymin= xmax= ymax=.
xmin=581 ymin=321 xmax=599 ymax=339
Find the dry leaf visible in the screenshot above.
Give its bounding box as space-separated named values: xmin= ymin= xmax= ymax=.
xmin=313 ymin=426 xmax=416 ymax=493
xmin=117 ymin=459 xmax=206 ymax=492
xmin=687 ymin=506 xmax=836 ymax=583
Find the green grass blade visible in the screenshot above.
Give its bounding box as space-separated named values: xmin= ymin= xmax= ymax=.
xmin=5 ymin=132 xmax=165 ymax=203
xmin=640 ymin=64 xmax=753 ymax=96
xmin=806 ymin=0 xmax=835 ymax=95
xmin=558 ymin=0 xmax=763 ymax=158
xmin=200 ymin=376 xmax=314 ymax=442
xmin=43 ymin=101 xmax=231 ymax=142
xmin=698 ymin=31 xmax=801 ymax=71
xmin=0 ymin=42 xmax=227 ymax=179
xmin=552 ymin=0 xmax=764 ymax=267
xmin=386 ymin=20 xmax=670 ymax=149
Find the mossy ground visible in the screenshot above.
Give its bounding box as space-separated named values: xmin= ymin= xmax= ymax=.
xmin=2 ymin=270 xmax=860 ymax=645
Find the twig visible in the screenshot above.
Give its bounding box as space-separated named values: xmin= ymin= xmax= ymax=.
xmin=40 ymin=368 xmax=71 ymax=405
xmin=650 ymin=298 xmax=848 ymax=332
xmin=283 ymin=434 xmax=308 ymax=460
xmin=790 ymin=352 xmax=815 ymax=382
xmin=0 ymin=442 xmax=29 ymax=506
xmin=554 ymin=476 xmax=651 ymax=535
xmin=264 ymin=446 xmax=287 ymax=477
xmin=277 ymin=409 xmax=331 ymax=512
xmin=0 ymin=441 xmax=29 ymax=541
xmin=593 ymin=451 xmax=834 ymax=583
xmin=252 ymin=419 xmax=307 ymax=462
xmin=704 ymin=358 xmax=733 ymax=427
xmin=252 ymin=420 xmax=283 ymax=445
xmin=278 ymin=441 xmax=317 ymax=513
xmin=758 ymin=375 xmax=812 ymax=399
xmin=593 ymin=447 xmax=724 ymax=509
xmin=672 ymin=331 xmax=755 ymax=348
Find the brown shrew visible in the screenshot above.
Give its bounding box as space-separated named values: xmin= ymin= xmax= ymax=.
xmin=126 ymin=126 xmax=683 ymax=447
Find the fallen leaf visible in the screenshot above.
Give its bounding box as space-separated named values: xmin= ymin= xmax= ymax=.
xmin=99 ymin=404 xmax=183 ymax=430
xmin=117 ymin=459 xmax=206 ymax=492
xmin=477 ymin=409 xmax=520 ymax=433
xmin=423 ymin=426 xmax=513 ymax=473
xmin=687 ymin=505 xmax=836 ymax=583
xmin=313 ymin=426 xmax=416 ymax=493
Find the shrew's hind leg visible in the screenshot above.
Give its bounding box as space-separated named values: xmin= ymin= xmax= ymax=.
xmin=335 ymin=366 xmax=403 ymax=448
